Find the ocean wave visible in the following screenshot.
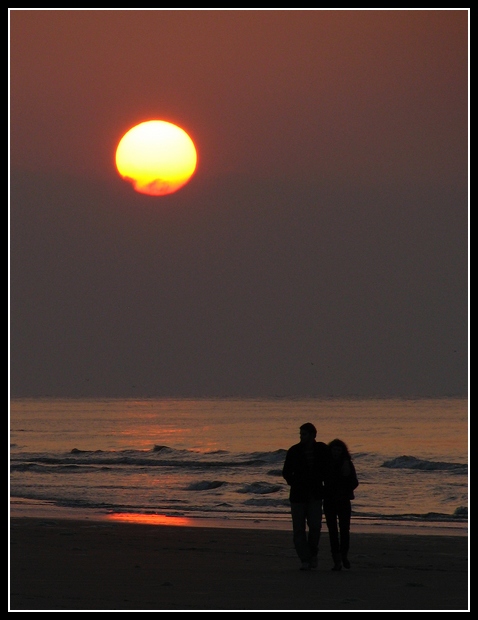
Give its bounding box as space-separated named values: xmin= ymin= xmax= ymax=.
xmin=242 ymin=497 xmax=290 ymax=507
xmin=452 ymin=506 xmax=468 ymax=518
xmin=353 ymin=508 xmax=468 ymax=523
xmin=266 ymin=469 xmax=284 ymax=477
xmin=13 ymin=450 xmax=468 ymax=476
xmin=10 ymin=449 xmax=284 ymax=470
xmin=248 ymin=449 xmax=287 ymax=463
xmin=381 ymin=455 xmax=467 ymax=472
xmin=185 ymin=480 xmax=227 ymax=491
xmin=10 ymin=462 xmax=106 ymax=473
xmin=237 ymin=482 xmax=282 ymax=495
xmin=152 ymin=445 xmax=173 ymax=453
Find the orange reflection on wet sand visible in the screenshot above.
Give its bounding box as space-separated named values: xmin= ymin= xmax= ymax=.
xmin=106 ymin=512 xmax=192 ymax=526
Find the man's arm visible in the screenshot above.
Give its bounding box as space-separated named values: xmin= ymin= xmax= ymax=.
xmin=282 ymin=448 xmax=295 ymax=485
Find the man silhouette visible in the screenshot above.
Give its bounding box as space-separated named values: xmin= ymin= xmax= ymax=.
xmin=282 ymin=422 xmax=328 ymax=570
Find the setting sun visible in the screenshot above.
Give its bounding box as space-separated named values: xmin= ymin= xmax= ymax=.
xmin=115 ymin=120 xmax=197 ymax=196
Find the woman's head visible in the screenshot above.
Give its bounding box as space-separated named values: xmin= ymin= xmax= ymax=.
xmin=328 ymin=438 xmax=351 ymax=460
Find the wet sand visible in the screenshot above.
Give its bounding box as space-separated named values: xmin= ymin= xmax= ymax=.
xmin=9 ymin=516 xmax=469 ymax=611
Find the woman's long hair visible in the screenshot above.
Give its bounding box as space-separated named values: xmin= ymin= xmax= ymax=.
xmin=328 ymin=438 xmax=353 ymax=461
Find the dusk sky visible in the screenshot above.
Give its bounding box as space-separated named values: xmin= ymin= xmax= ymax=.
xmin=9 ymin=9 xmax=469 ymax=398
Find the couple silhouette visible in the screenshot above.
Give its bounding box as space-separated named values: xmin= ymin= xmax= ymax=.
xmin=282 ymin=422 xmax=359 ymax=571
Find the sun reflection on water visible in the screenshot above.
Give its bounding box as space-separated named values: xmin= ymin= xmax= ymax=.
xmin=106 ymin=512 xmax=192 ymax=526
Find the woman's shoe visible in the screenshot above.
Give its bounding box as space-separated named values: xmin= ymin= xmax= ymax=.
xmin=331 ymin=553 xmax=342 ymax=571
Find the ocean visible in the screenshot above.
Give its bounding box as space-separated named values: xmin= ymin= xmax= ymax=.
xmin=9 ymin=397 xmax=468 ymax=534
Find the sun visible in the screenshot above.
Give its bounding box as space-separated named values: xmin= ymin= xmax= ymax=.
xmin=115 ymin=120 xmax=197 ymax=196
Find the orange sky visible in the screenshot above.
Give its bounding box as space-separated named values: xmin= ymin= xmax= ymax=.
xmin=10 ymin=10 xmax=468 ymax=186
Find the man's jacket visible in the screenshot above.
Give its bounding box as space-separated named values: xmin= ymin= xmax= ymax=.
xmin=282 ymin=441 xmax=328 ymax=502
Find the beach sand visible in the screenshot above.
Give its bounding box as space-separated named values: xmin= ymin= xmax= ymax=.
xmin=9 ymin=517 xmax=469 ymax=611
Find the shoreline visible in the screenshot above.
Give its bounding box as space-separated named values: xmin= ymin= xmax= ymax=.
xmin=10 ymin=499 xmax=468 ymax=537
xmin=9 ymin=515 xmax=469 ymax=611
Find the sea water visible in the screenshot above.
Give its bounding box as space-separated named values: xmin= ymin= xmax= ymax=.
xmin=9 ymin=397 xmax=468 ymax=533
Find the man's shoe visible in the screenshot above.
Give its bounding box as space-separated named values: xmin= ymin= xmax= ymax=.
xmin=300 ymin=561 xmax=311 ymax=571
xmin=342 ymin=557 xmax=351 ymax=569
xmin=309 ymin=556 xmax=318 ymax=569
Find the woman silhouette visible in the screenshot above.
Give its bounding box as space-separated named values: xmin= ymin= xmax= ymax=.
xmin=323 ymin=438 xmax=359 ymax=571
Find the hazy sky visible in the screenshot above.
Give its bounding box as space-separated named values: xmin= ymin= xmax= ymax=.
xmin=9 ymin=9 xmax=469 ymax=398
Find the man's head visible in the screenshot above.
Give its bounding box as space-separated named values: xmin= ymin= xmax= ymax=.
xmin=299 ymin=422 xmax=317 ymax=443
